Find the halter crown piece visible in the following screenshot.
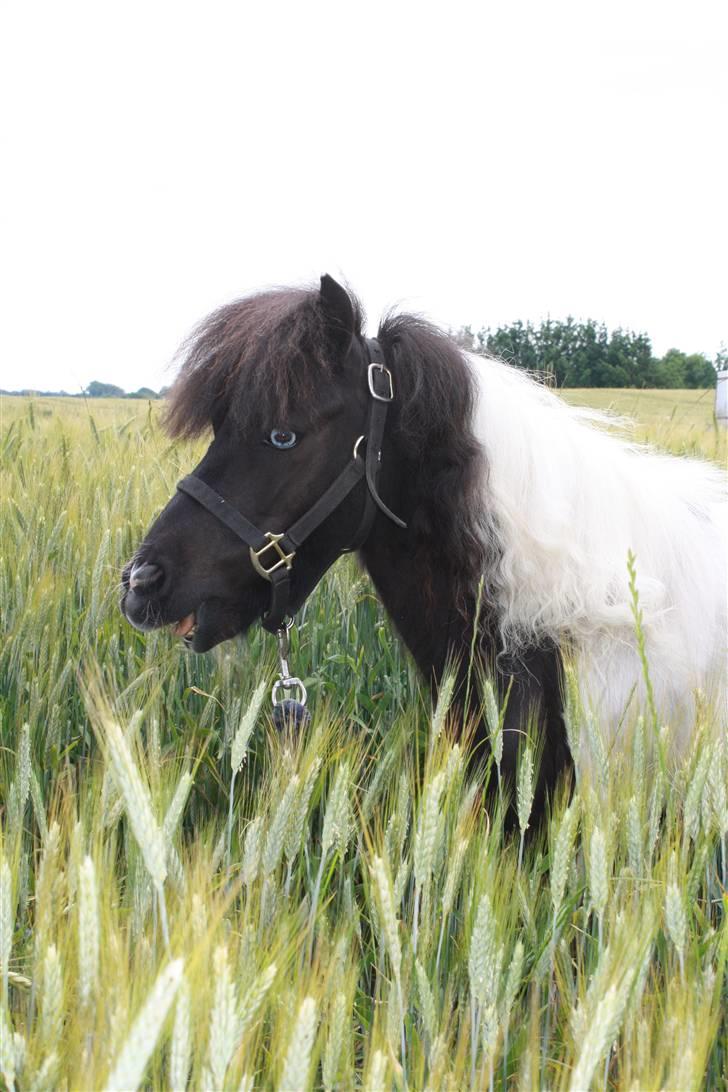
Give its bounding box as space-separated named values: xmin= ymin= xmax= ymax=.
xmin=176 ymin=338 xmax=406 ymax=726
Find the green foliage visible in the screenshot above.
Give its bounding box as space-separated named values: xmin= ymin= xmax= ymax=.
xmin=456 ymin=318 xmax=719 ymax=388
xmin=127 ymin=387 xmax=159 ymax=400
xmin=85 ymin=380 xmax=127 ymax=398
xmin=0 ymin=398 xmax=726 ymax=1089
xmin=656 ymin=348 xmax=718 ymax=389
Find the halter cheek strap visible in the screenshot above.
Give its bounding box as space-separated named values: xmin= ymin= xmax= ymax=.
xmin=176 ymin=337 xmax=406 ymax=633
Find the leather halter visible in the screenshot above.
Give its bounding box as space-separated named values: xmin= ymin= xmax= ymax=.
xmin=176 ymin=337 xmax=406 ymax=633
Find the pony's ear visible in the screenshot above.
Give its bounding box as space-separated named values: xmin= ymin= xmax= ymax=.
xmin=319 ymin=274 xmax=355 ymax=355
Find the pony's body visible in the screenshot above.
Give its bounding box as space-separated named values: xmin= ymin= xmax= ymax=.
xmin=468 ymin=355 xmax=727 ymax=752
xmin=122 ymin=276 xmax=726 ymax=813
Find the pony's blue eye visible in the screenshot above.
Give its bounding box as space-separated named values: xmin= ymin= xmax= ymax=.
xmin=269 ymin=428 xmax=297 ymax=449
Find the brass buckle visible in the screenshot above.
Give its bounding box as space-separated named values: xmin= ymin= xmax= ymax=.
xmin=367 ymin=362 xmax=394 ymax=401
xmin=249 ymin=532 xmax=295 ymax=581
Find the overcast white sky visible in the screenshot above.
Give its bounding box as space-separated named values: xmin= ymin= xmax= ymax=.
xmin=1 ymin=1 xmax=726 ymax=393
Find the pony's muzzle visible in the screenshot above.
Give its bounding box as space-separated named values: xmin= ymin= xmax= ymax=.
xmin=128 ymin=562 xmax=164 ymax=593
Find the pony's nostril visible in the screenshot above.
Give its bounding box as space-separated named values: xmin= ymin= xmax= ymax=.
xmin=129 ymin=562 xmax=163 ymax=592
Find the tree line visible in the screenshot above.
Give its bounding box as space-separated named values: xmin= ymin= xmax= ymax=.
xmin=454 ymin=318 xmax=722 ymax=388
xmin=0 ymin=381 xmax=162 ymax=399
xmin=82 ymin=381 xmax=162 ymax=399
xmin=4 ymin=322 xmax=724 ymax=397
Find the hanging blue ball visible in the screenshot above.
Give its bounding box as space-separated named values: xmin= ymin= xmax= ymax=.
xmin=272 ymin=699 xmax=311 ymax=732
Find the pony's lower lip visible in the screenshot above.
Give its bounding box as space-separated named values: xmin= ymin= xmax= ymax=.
xmin=172 ymin=612 xmax=196 ymax=638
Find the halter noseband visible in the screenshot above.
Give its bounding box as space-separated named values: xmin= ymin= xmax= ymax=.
xmin=176 ymin=338 xmax=406 ymax=635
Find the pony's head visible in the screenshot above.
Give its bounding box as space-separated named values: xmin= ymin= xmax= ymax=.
xmin=122 ymin=274 xmax=487 ymax=652
xmin=122 ymin=275 xmax=374 ymax=650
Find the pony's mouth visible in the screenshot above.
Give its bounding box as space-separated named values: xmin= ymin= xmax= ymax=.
xmin=172 ymin=612 xmax=197 ymax=644
xmin=165 ymin=597 xmax=260 ymax=653
xmin=169 ymin=604 xmax=217 ymax=653
xmin=122 ymin=574 xmax=267 ymax=654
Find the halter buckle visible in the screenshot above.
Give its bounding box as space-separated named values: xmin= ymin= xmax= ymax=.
xmin=367 ymin=362 xmax=394 ymax=402
xmin=249 ymin=532 xmax=295 ymax=580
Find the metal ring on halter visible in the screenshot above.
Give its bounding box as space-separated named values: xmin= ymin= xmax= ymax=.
xmin=271 ymin=676 xmax=308 ymax=706
xmin=353 ymin=434 xmax=365 ymax=460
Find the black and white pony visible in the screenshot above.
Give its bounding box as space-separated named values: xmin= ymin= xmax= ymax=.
xmin=122 ymin=275 xmax=726 ymax=810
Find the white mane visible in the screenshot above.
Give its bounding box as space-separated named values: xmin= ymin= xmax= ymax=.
xmin=468 ymin=354 xmax=727 ymax=750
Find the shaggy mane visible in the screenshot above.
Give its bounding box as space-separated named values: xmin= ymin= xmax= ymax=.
xmin=467 ymin=352 xmax=727 ymax=738
xmin=164 ymin=286 xmax=365 ymax=439
xmin=377 ymin=312 xmax=493 ymax=608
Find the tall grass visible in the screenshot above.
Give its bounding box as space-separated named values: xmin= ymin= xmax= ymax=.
xmin=1 ymin=395 xmax=726 ymax=1089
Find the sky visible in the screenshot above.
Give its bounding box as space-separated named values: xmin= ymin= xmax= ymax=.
xmin=1 ymin=0 xmax=726 ymax=394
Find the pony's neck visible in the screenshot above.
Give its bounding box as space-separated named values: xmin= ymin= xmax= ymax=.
xmin=358 ymin=454 xmax=571 ymax=819
xmin=356 ymin=342 xmax=490 ymax=683
xmin=360 ymin=513 xmax=570 ymax=816
xmin=359 ymin=515 xmax=480 ymax=685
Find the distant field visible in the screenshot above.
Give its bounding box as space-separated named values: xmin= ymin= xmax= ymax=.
xmin=2 ymin=386 xmax=724 ymax=462
xmin=0 ymin=395 xmax=152 ymax=429
xmin=561 ymin=387 xmax=724 ymax=461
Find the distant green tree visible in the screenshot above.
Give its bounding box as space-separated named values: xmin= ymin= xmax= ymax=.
xmin=85 ymin=380 xmax=125 ymax=398
xmin=482 ymin=321 xmax=541 ymax=372
xmin=655 ymin=349 xmax=687 ymax=388
xmin=683 ymin=353 xmax=716 ymax=388
xmin=534 ymin=317 xmax=578 ymax=384
xmin=600 ymin=329 xmax=652 ymax=387
xmin=128 ymin=387 xmax=159 ymax=399
xmin=573 ymin=320 xmax=610 ymax=386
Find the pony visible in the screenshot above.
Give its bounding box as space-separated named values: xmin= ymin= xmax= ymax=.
xmin=122 ymin=275 xmax=727 ymax=812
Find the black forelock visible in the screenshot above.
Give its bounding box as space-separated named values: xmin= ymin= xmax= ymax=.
xmin=163 ymin=284 xmax=365 ymax=439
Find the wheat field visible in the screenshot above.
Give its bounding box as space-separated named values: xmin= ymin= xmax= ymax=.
xmin=0 ymin=392 xmax=726 ymax=1090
